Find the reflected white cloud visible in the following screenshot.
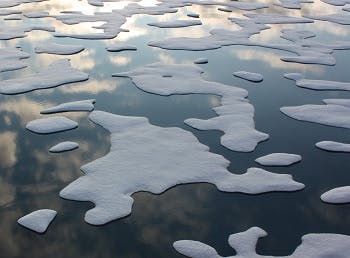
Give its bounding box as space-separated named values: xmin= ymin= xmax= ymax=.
xmin=0 ymin=131 xmax=17 ymax=168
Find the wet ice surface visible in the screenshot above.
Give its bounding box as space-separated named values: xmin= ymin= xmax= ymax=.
xmin=316 ymin=141 xmax=350 ymax=152
xmin=40 ymin=99 xmax=95 ymax=114
xmin=174 ymin=227 xmax=350 ymax=258
xmin=0 ymin=59 xmax=89 ymax=94
xmin=17 ymin=209 xmax=57 ymax=234
xmin=49 ymin=141 xmax=79 ymax=153
xmin=60 ymin=111 xmax=303 ymax=225
xmin=233 ymin=71 xmax=263 ymax=82
xmin=26 ymin=116 xmax=78 ymax=134
xmin=255 ymin=153 xmax=302 ymax=166
xmin=113 ymin=63 xmax=269 ymax=152
xmin=321 ymin=186 xmax=350 ymax=203
xmin=35 ymin=42 xmax=85 ymax=55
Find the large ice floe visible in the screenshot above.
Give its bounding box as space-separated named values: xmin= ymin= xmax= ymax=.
xmin=17 ymin=209 xmax=57 ymax=234
xmin=174 ymin=226 xmax=350 ymax=258
xmin=321 ymin=186 xmax=350 ymax=204
xmin=35 ymin=42 xmax=85 ymax=55
xmin=60 ymin=111 xmax=303 ymax=225
xmin=255 ymin=153 xmax=302 ymax=166
xmin=26 ymin=116 xmax=78 ymax=134
xmin=0 ymin=59 xmax=89 ymax=94
xmin=284 ymin=73 xmax=350 ymax=91
xmin=40 ymin=99 xmax=96 ymax=114
xmin=316 ymin=141 xmax=350 ymax=152
xmin=113 ymin=62 xmax=269 ymax=152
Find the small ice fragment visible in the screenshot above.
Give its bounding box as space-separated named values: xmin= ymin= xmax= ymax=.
xmin=255 ymin=153 xmax=302 ymax=166
xmin=49 ymin=141 xmax=79 ymax=153
xmin=187 ymin=13 xmax=199 ymax=18
xmin=147 ymin=20 xmax=202 ymax=28
xmin=106 ymin=45 xmax=137 ymax=52
xmin=316 ymin=141 xmax=350 ymax=152
xmin=26 ymin=117 xmax=78 ymax=134
xmin=17 ymin=209 xmax=57 ymax=233
xmin=321 ymin=186 xmax=350 ymax=203
xmin=40 ymin=99 xmax=95 ymax=114
xmin=194 ymin=58 xmax=208 ymax=64
xmin=233 ymin=71 xmax=263 ymax=82
xmin=35 ymin=43 xmax=84 ymax=55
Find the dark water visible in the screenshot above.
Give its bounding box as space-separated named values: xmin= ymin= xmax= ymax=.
xmin=0 ymin=1 xmax=350 ymax=257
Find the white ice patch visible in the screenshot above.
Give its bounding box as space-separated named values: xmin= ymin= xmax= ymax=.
xmin=26 ymin=116 xmax=78 ymax=134
xmin=0 ymin=47 xmax=29 ymax=72
xmin=321 ymin=186 xmax=350 ymax=203
xmin=17 ymin=209 xmax=57 ymax=234
xmin=0 ymin=0 xmax=46 ymax=8
xmin=40 ymin=99 xmax=95 ymax=114
xmin=255 ymin=153 xmax=302 ymax=166
xmin=106 ymin=45 xmax=137 ymax=52
xmin=233 ymin=71 xmax=263 ymax=82
xmin=174 ymin=226 xmax=350 ymax=258
xmin=284 ymin=73 xmax=350 ymax=91
xmin=323 ymin=99 xmax=350 ymax=107
xmin=35 ymin=43 xmax=84 ymax=55
xmin=60 ymin=111 xmax=303 ymax=225
xmin=113 ymin=62 xmax=269 ymax=152
xmin=316 ymin=141 xmax=350 ymax=152
xmin=0 ymin=23 xmax=54 ymax=40
xmin=304 ymin=13 xmax=350 ymax=25
xmin=49 ymin=141 xmax=79 ymax=153
xmin=147 ymin=19 xmax=202 ymax=28
xmin=24 ymin=11 xmax=49 ymax=18
xmin=281 ymin=104 xmax=350 ymax=129
xmin=274 ymin=0 xmax=313 ymax=9
xmin=194 ymin=58 xmax=208 ymax=64
xmin=0 ymin=59 xmax=89 ymax=95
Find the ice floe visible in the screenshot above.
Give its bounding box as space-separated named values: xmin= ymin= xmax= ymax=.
xmin=174 ymin=226 xmax=350 ymax=257
xmin=17 ymin=209 xmax=57 ymax=233
xmin=316 ymin=141 xmax=350 ymax=152
xmin=233 ymin=71 xmax=263 ymax=82
xmin=41 ymin=99 xmax=95 ymax=114
xmin=304 ymin=13 xmax=350 ymax=25
xmin=106 ymin=45 xmax=137 ymax=52
xmin=113 ymin=62 xmax=269 ymax=152
xmin=49 ymin=141 xmax=79 ymax=153
xmin=284 ymin=73 xmax=350 ymax=91
xmin=187 ymin=13 xmax=199 ymax=18
xmin=321 ymin=186 xmax=350 ymax=203
xmin=0 ymin=0 xmax=46 ymax=8
xmin=0 ymin=47 xmax=29 ymax=72
xmin=0 ymin=23 xmax=54 ymax=40
xmin=194 ymin=58 xmax=208 ymax=64
xmin=26 ymin=116 xmax=78 ymax=134
xmin=275 ymin=0 xmax=313 ymax=9
xmin=0 ymin=59 xmax=89 ymax=95
xmin=147 ymin=19 xmax=202 ymax=28
xmin=35 ymin=43 xmax=85 ymax=55
xmin=24 ymin=11 xmax=49 ymax=18
xmin=60 ymin=110 xmax=303 ymax=225
xmin=255 ymin=153 xmax=302 ymax=166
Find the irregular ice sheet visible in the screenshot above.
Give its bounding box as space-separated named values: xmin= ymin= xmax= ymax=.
xmin=194 ymin=58 xmax=208 ymax=64
xmin=284 ymin=73 xmax=350 ymax=91
xmin=0 ymin=59 xmax=89 ymax=95
xmin=147 ymin=19 xmax=202 ymax=28
xmin=233 ymin=71 xmax=263 ymax=82
xmin=113 ymin=62 xmax=269 ymax=152
xmin=60 ymin=111 xmax=303 ymax=225
xmin=316 ymin=141 xmax=350 ymax=152
xmin=0 ymin=47 xmax=29 ymax=72
xmin=40 ymin=99 xmax=95 ymax=114
xmin=26 ymin=116 xmax=78 ymax=134
xmin=304 ymin=13 xmax=350 ymax=25
xmin=0 ymin=23 xmax=54 ymax=40
xmin=275 ymin=0 xmax=313 ymax=9
xmin=35 ymin=43 xmax=84 ymax=55
xmin=49 ymin=141 xmax=79 ymax=153
xmin=174 ymin=226 xmax=350 ymax=258
xmin=106 ymin=45 xmax=137 ymax=52
xmin=17 ymin=209 xmax=57 ymax=233
xmin=321 ymin=186 xmax=350 ymax=203
xmin=255 ymin=153 xmax=302 ymax=166
xmin=281 ymin=104 xmax=350 ymax=129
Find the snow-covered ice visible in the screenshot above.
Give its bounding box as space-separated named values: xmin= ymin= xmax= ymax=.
xmin=316 ymin=141 xmax=350 ymax=152
xmin=255 ymin=153 xmax=302 ymax=166
xmin=40 ymin=99 xmax=95 ymax=114
xmin=59 ymin=111 xmax=303 ymax=225
xmin=174 ymin=226 xmax=350 ymax=257
xmin=321 ymin=186 xmax=350 ymax=203
xmin=35 ymin=43 xmax=85 ymax=55
xmin=233 ymin=71 xmax=263 ymax=82
xmin=49 ymin=141 xmax=79 ymax=153
xmin=26 ymin=116 xmax=78 ymax=134
xmin=0 ymin=59 xmax=89 ymax=94
xmin=17 ymin=209 xmax=57 ymax=233
xmin=113 ymin=62 xmax=269 ymax=152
